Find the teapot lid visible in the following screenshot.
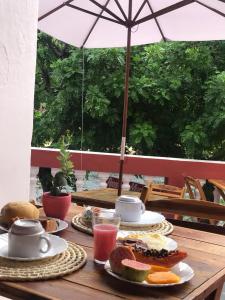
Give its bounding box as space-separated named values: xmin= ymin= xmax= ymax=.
xmin=117 ymin=195 xmax=141 ymax=203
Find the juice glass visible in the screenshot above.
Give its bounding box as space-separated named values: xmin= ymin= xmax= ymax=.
xmin=93 ymin=210 xmax=120 ymax=264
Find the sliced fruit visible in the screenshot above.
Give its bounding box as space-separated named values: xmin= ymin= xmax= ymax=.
xmin=109 ymin=246 xmax=136 ymax=274
xmin=121 ymin=259 xmax=151 ymax=282
xmin=146 ymin=271 xmax=181 ymax=284
xmin=149 ymin=265 xmax=170 ymax=273
xmin=134 ymin=249 xmax=187 ymax=268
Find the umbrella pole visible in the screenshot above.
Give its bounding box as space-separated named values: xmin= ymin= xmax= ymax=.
xmin=118 ymin=24 xmax=132 ymax=196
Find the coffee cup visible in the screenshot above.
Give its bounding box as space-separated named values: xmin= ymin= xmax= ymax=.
xmin=8 ymin=219 xmax=52 ymax=258
xmin=115 ymin=195 xmax=145 ymax=222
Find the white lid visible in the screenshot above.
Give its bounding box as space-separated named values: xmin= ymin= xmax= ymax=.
xmin=117 ymin=195 xmax=140 ymax=203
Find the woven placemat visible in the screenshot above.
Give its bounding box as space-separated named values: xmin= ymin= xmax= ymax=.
xmin=0 ymin=242 xmax=87 ymax=281
xmin=72 ymin=214 xmax=173 ymax=236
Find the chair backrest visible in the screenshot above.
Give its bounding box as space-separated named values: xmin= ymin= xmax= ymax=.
xmin=140 ymin=183 xmax=185 ymax=204
xmin=106 ymin=176 xmax=120 ymax=189
xmin=184 ymin=176 xmax=207 ymax=201
xmin=129 ymin=181 xmax=145 ymax=192
xmin=146 ymin=198 xmax=225 ymax=222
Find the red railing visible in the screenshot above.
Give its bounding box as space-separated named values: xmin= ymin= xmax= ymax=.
xmin=31 ymin=147 xmax=225 ymax=187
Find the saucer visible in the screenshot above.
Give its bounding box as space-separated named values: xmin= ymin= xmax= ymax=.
xmin=120 ymin=211 xmax=165 ymax=227
xmin=0 ymin=233 xmax=68 ymax=261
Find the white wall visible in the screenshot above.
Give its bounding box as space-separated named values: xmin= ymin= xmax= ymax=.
xmin=0 ymin=0 xmax=38 ymax=205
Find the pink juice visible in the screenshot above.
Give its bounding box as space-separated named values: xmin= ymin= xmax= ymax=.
xmin=93 ymin=224 xmax=118 ymax=262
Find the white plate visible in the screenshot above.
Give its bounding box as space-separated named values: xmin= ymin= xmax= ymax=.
xmin=120 ymin=211 xmax=165 ymax=227
xmin=0 ymin=217 xmax=68 ymax=234
xmin=104 ymin=261 xmax=194 ymax=287
xmin=0 ymin=233 xmax=68 ymax=261
xmin=117 ymin=232 xmax=177 ymax=251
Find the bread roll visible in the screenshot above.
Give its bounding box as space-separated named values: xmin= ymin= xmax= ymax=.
xmin=0 ymin=201 xmax=40 ymax=226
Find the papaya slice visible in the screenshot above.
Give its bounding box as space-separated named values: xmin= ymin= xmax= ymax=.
xmin=109 ymin=246 xmax=136 ymax=274
xmin=146 ymin=271 xmax=180 ymax=284
xmin=134 ymin=250 xmax=187 ymax=268
xmin=149 ymin=265 xmax=170 ymax=273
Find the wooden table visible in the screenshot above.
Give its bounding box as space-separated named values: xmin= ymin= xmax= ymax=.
xmin=208 ymin=179 xmax=225 ymax=201
xmin=72 ymin=188 xmax=168 ymax=208
xmin=1 ymin=205 xmax=225 ymax=300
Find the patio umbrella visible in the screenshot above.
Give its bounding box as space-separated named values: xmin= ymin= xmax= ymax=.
xmin=38 ymin=0 xmax=225 ymax=195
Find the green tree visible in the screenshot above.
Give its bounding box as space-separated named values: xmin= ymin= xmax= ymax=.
xmin=33 ymin=33 xmax=225 ymax=161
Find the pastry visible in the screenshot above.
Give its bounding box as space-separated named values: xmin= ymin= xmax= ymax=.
xmin=0 ymin=201 xmax=40 ymax=228
xmin=40 ymin=218 xmax=58 ymax=232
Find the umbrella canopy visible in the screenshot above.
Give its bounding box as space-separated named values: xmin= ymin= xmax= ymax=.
xmin=38 ymin=0 xmax=225 ymax=194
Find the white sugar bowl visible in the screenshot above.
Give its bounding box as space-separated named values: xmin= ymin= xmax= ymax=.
xmin=115 ymin=195 xmax=145 ymax=222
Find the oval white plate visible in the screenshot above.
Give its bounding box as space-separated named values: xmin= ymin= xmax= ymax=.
xmin=117 ymin=232 xmax=177 ymax=251
xmin=120 ymin=211 xmax=165 ymax=227
xmin=104 ymin=261 xmax=194 ymax=287
xmin=0 ymin=217 xmax=68 ymax=234
xmin=0 ymin=233 xmax=68 ymax=261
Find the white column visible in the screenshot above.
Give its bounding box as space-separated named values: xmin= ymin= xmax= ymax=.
xmin=29 ymin=167 xmax=39 ymax=201
xmin=76 ymin=170 xmax=86 ymax=191
xmin=122 ymin=174 xmax=133 ymax=191
xmin=98 ymin=172 xmax=110 ymax=188
xmin=0 ymin=1 xmax=38 ymax=205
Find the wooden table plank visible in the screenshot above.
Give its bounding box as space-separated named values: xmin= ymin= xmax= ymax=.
xmin=0 ymin=278 xmax=123 ymax=300
xmin=72 ymin=188 xmax=168 ymax=208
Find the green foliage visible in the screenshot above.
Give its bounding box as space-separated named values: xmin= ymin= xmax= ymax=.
xmin=51 ymin=135 xmax=77 ymax=196
xmin=33 ymin=33 xmax=225 ymax=161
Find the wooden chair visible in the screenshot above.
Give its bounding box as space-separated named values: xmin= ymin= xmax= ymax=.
xmin=146 ymin=197 xmax=225 ymax=234
xmin=184 ymin=176 xmax=216 ymax=224
xmin=184 ymin=176 xmax=207 ymax=201
xmin=140 ymin=183 xmax=185 ymax=204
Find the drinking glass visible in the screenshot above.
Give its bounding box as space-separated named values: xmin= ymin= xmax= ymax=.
xmin=93 ymin=210 xmax=120 ymax=264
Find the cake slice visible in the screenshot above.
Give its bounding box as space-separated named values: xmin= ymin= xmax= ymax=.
xmin=40 ymin=219 xmax=58 ymax=232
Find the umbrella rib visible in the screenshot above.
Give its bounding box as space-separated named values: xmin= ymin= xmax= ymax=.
xmin=88 ymin=0 xmax=125 ymax=24
xmin=196 ymin=0 xmax=225 ymax=18
xmin=146 ymin=0 xmax=167 ymax=42
xmin=67 ymin=3 xmax=123 ymax=25
xmin=81 ymin=0 xmax=111 ymax=48
xmin=38 ymin=0 xmax=74 ymax=21
xmin=134 ymin=0 xmax=195 ymax=26
xmin=113 ymin=0 xmax=128 ymax=22
xmin=133 ymin=0 xmax=148 ymax=23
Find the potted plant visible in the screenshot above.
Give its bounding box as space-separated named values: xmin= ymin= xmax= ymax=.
xmin=42 ymin=137 xmax=76 ymax=220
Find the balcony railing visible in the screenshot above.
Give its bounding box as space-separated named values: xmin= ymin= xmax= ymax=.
xmin=30 ymin=147 xmax=225 ymax=200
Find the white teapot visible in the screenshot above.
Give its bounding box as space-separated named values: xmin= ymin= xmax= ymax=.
xmin=115 ymin=195 xmax=145 ymax=222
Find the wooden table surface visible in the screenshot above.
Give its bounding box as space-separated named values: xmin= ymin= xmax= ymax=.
xmin=72 ymin=188 xmax=168 ymax=208
xmin=1 ymin=205 xmax=225 ymax=300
